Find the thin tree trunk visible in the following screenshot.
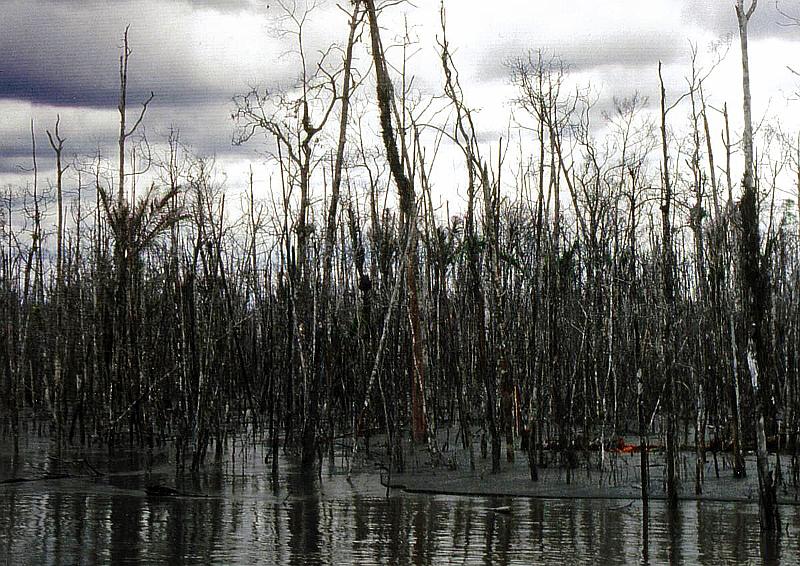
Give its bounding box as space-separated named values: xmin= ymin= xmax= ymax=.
xmin=364 ymin=0 xmax=427 ymax=443
xmin=736 ymin=0 xmax=779 ymax=533
xmin=659 ymin=61 xmax=679 ymax=510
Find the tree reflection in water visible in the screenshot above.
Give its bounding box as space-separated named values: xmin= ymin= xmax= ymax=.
xmin=0 ymin=438 xmax=796 ymax=565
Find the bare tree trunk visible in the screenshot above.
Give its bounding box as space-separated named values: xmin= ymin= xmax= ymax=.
xmin=364 ymin=0 xmax=427 ymax=443
xmin=47 ymin=117 xmax=67 ymax=445
xmin=736 ymin=0 xmax=780 ymax=533
xmin=658 ymin=61 xmax=679 ymax=510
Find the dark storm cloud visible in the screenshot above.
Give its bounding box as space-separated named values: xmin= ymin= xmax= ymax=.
xmin=0 ymin=0 xmax=313 ymax=176
xmin=0 ymin=57 xmax=224 ymax=109
xmin=0 ymin=0 xmax=294 ymax=109
xmin=1 ymin=5 xmax=226 ymax=107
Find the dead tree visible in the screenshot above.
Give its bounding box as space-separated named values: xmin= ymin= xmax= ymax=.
xmin=363 ymin=0 xmax=428 ymax=444
xmin=317 ymin=1 xmax=364 ymax=462
xmin=735 ymin=0 xmax=780 ymax=533
xmin=46 ymin=116 xmax=68 ymax=443
xmin=658 ymin=61 xmax=679 ymax=511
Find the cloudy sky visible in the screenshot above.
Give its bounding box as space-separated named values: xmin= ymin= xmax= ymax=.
xmin=2 ymin=0 xmax=800 ymax=202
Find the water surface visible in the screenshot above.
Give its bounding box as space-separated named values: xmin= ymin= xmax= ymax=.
xmin=1 ymin=434 xmax=796 ymax=565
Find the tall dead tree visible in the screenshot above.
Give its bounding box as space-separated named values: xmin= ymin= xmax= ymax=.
xmin=117 ymin=27 xmax=153 ymax=207
xmin=321 ymin=4 xmax=362 ymax=296
xmin=46 ymin=117 xmax=68 ymax=443
xmin=735 ymin=0 xmax=780 ymax=533
xmin=658 ymin=61 xmax=679 ymax=511
xmin=364 ymin=0 xmax=427 ymax=443
xmin=98 ymin=27 xmax=181 ymax=447
xmin=316 ymin=1 xmax=363 ymax=462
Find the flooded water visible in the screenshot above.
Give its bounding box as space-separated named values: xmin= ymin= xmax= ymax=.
xmin=1 ymin=433 xmax=798 ymax=565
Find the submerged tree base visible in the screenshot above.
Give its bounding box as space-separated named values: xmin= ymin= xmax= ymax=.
xmin=376 ymin=435 xmax=800 ymax=506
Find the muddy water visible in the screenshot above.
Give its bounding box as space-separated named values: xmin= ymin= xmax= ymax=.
xmin=1 ymin=434 xmax=797 ymax=565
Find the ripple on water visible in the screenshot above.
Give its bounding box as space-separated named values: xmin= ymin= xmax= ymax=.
xmin=1 ymin=436 xmax=797 ymax=565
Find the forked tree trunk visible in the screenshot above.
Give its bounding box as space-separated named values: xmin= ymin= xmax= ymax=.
xmin=736 ymin=0 xmax=780 ymax=533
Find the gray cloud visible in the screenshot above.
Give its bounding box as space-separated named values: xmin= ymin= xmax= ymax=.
xmin=0 ymin=100 xmax=249 ymax=175
xmin=0 ymin=0 xmax=306 ymax=109
xmin=2 ymin=0 xmax=799 ymax=193
xmin=0 ymin=0 xmax=348 ymax=177
xmin=682 ymin=0 xmax=800 ymax=39
xmin=468 ymin=31 xmax=685 ymax=84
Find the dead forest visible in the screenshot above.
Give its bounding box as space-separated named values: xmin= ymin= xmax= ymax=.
xmin=1 ymin=0 xmax=797 ymax=532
